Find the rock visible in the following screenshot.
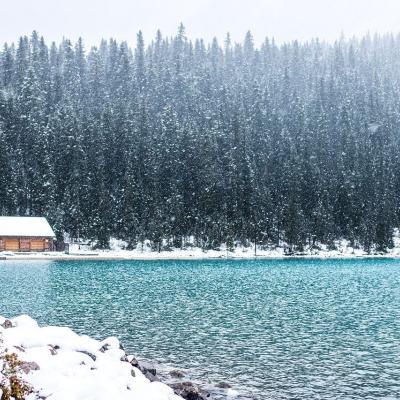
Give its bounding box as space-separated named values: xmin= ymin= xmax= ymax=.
xmin=13 ymin=345 xmax=25 ymax=352
xmin=129 ymin=356 xmax=139 ymax=368
xmin=169 ymin=382 xmax=210 ymax=400
xmin=1 ymin=319 xmax=13 ymax=329
xmin=139 ymin=361 xmax=157 ymax=376
xmin=121 ymin=354 xmax=140 ymax=367
xmin=216 ymin=381 xmax=231 ymax=388
xmin=20 ymin=361 xmax=40 ymax=374
xmin=170 ymin=369 xmax=186 ymax=378
xmin=99 ymin=344 xmax=110 ymax=353
xmin=144 ymin=371 xmax=160 ymax=382
xmin=99 ymin=341 xmax=125 ymax=353
xmin=48 ymin=344 xmax=58 ymax=355
xmin=77 ymin=350 xmax=96 ymax=361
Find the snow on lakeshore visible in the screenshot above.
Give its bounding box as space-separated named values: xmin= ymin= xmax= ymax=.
xmin=3 ymin=236 xmax=400 ymax=260
xmin=102 ymin=231 xmax=400 ymax=258
xmin=0 ymin=315 xmax=182 ymax=400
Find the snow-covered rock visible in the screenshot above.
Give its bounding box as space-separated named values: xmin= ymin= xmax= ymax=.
xmin=0 ymin=315 xmax=182 ymax=400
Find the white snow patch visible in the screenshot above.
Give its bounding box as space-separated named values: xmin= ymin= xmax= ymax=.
xmin=0 ymin=315 xmax=182 ymax=400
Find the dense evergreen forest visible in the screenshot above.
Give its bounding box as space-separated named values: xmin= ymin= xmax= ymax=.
xmin=1 ymin=27 xmax=400 ymax=252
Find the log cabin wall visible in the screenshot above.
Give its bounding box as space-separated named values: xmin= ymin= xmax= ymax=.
xmin=0 ymin=237 xmax=54 ymax=252
xmin=4 ymin=238 xmax=19 ymax=251
xmin=20 ymin=238 xmax=31 ymax=252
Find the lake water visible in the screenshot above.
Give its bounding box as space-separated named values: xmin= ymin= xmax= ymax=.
xmin=1 ymin=258 xmax=400 ymax=399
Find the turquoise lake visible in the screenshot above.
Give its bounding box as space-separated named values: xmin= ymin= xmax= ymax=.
xmin=1 ymin=259 xmax=400 ymax=399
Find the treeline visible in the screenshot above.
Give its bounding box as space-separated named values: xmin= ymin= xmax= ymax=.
xmin=1 ymin=27 xmax=400 ymax=252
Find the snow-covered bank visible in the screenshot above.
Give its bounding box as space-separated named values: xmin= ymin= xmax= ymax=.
xmin=0 ymin=315 xmax=186 ymax=400
xmin=3 ymin=238 xmax=400 ymax=260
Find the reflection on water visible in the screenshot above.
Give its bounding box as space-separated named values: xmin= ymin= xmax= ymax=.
xmin=1 ymin=258 xmax=400 ymax=399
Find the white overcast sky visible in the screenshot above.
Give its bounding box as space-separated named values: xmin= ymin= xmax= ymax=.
xmin=1 ymin=0 xmax=400 ymax=49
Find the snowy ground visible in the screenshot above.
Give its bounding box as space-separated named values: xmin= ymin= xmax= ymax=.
xmin=2 ymin=235 xmax=400 ymax=260
xmin=0 ymin=315 xmax=183 ymax=400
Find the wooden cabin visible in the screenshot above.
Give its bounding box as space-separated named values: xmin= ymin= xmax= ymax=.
xmin=0 ymin=217 xmax=55 ymax=252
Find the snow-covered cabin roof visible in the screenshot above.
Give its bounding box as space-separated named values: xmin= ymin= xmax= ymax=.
xmin=0 ymin=217 xmax=55 ymax=237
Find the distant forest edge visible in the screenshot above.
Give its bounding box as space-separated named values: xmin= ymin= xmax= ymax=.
xmin=1 ymin=27 xmax=400 ymax=252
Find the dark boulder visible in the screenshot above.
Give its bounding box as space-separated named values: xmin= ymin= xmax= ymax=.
xmin=121 ymin=354 xmax=140 ymax=369
xmin=99 ymin=344 xmax=110 ymax=353
xmin=145 ymin=371 xmax=160 ymax=382
xmin=139 ymin=361 xmax=157 ymax=376
xmin=170 ymin=369 xmax=186 ymax=378
xmin=129 ymin=357 xmax=139 ymax=368
xmin=169 ymin=381 xmax=210 ymax=400
xmin=216 ymin=382 xmax=231 ymax=388
xmin=1 ymin=319 xmax=13 ymax=329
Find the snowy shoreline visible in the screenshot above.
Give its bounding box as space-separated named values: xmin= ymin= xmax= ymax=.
xmin=2 ymin=249 xmax=400 ymax=261
xmin=0 ymin=315 xmax=226 ymax=400
xmin=2 ymin=253 xmax=400 ymax=261
xmin=4 ymin=235 xmax=400 ymax=261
